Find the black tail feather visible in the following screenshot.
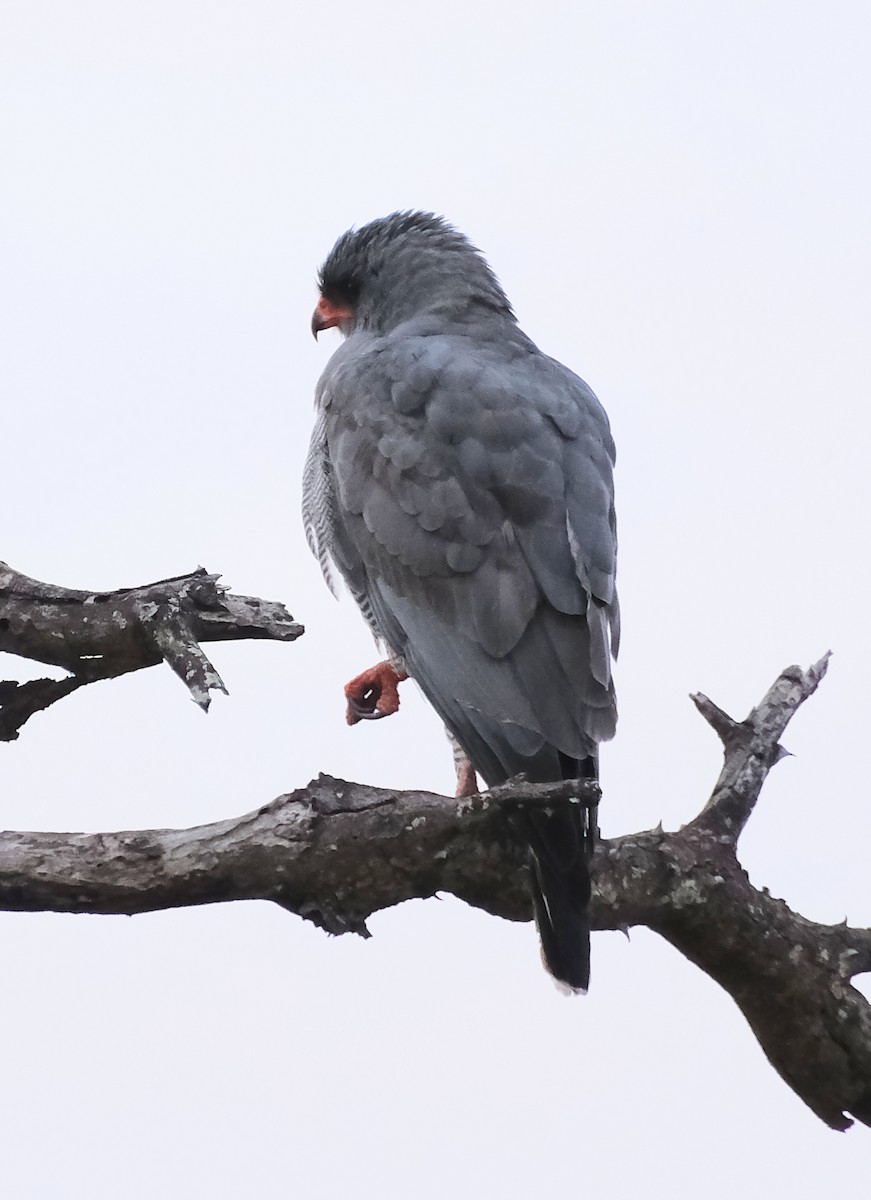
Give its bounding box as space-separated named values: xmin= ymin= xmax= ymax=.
xmin=522 ymin=753 xmax=597 ymax=992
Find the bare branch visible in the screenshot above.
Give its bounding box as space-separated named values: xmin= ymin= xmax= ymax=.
xmin=143 ymin=601 xmax=229 ymax=711
xmin=691 ymin=653 xmax=831 ymax=840
xmin=0 ymin=613 xmax=867 ymax=1131
xmin=0 ymin=563 xmax=303 ymax=739
xmin=690 ymin=692 xmax=740 ymax=742
xmin=0 ymin=676 xmax=85 ymax=738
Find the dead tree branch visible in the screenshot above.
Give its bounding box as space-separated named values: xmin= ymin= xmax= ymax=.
xmin=0 ymin=578 xmax=867 ymax=1131
xmin=0 ymin=563 xmax=304 ymax=739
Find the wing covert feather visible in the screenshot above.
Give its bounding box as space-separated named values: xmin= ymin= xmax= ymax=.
xmin=318 ymin=326 xmax=618 ymax=779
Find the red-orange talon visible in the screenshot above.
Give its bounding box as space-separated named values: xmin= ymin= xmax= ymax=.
xmin=344 ymin=661 xmax=408 ymax=726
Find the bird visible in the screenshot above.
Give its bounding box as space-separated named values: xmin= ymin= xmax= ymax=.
xmin=303 ymin=211 xmax=618 ymax=992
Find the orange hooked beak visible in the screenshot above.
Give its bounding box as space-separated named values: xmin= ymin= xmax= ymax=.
xmin=311 ymin=295 xmax=353 ymax=339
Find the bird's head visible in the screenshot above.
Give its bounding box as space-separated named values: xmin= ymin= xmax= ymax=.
xmin=312 ymin=211 xmax=513 ymax=339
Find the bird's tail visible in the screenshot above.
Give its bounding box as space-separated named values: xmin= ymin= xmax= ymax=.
xmin=523 ymin=755 xmax=597 ymax=993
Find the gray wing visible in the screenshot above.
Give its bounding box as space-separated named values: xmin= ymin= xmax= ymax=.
xmin=319 ymin=329 xmax=618 ymax=785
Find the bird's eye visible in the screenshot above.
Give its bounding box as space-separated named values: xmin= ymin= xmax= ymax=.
xmin=323 ymin=275 xmax=360 ymax=307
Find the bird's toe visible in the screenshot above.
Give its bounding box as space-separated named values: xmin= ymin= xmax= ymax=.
xmin=344 ymin=661 xmax=407 ymax=725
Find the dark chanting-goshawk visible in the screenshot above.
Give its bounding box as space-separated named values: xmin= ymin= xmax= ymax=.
xmin=303 ymin=212 xmax=618 ymax=991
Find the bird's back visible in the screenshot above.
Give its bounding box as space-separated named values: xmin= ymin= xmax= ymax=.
xmin=306 ymin=211 xmax=618 ymax=990
xmin=315 ymin=319 xmax=618 ymax=786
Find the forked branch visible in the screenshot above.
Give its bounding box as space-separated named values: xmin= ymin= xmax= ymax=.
xmin=0 ymin=563 xmax=304 ymax=739
xmin=0 ymin=581 xmax=866 ymax=1130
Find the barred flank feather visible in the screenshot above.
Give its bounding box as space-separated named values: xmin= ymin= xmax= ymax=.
xmin=302 ymin=409 xmax=339 ymax=599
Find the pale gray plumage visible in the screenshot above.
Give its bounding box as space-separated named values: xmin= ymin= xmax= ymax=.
xmin=305 ymin=211 xmax=618 ymax=990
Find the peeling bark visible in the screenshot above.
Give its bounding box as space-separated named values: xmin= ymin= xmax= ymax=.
xmin=0 ymin=563 xmax=304 ymax=739
xmin=0 ymin=572 xmax=867 ymax=1130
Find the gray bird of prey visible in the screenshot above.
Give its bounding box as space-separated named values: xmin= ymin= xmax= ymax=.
xmin=304 ymin=211 xmax=618 ymax=992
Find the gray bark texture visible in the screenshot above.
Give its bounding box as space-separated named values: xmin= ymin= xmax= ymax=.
xmin=1 ymin=564 xmax=869 ymax=1131
xmin=0 ymin=562 xmax=304 ymax=739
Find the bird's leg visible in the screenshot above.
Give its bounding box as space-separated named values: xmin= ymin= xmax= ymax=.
xmin=344 ymin=661 xmax=408 ymax=725
xmin=579 ymin=754 xmax=600 ymax=854
xmin=448 ymin=732 xmax=480 ymax=797
xmin=583 ymin=795 xmax=600 ymax=855
xmin=455 ymin=756 xmax=480 ymax=798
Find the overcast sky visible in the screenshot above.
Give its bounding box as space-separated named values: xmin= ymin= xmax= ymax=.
xmin=2 ymin=2 xmax=870 ymax=1195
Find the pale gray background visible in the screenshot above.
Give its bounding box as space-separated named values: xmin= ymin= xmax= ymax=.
xmin=2 ymin=2 xmax=869 ymax=1196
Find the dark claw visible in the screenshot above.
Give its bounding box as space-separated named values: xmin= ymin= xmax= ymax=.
xmin=347 ymin=684 xmax=388 ymax=723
